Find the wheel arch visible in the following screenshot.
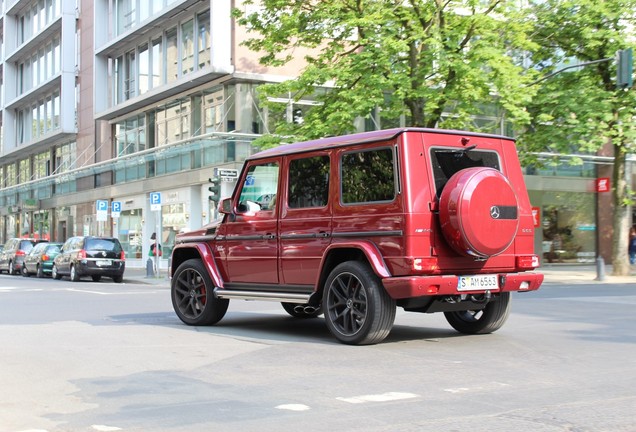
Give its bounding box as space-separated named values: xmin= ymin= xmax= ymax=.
xmin=316 ymin=242 xmax=391 ymax=295
xmin=170 ymin=243 xmax=225 ymax=288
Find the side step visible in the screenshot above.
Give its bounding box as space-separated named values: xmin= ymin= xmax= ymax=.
xmin=213 ymin=288 xmax=312 ymax=304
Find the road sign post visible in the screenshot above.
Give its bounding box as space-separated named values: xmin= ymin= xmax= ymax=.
xmin=149 ymin=192 xmax=162 ymax=277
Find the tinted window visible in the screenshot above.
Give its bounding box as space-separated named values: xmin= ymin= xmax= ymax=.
xmin=85 ymin=238 xmax=122 ymax=252
xmin=341 ymin=147 xmax=395 ymax=204
xmin=19 ymin=240 xmax=35 ymax=252
xmin=238 ymin=162 xmax=279 ymax=211
xmin=288 ymin=156 xmax=329 ymax=208
xmin=430 ymin=148 xmax=500 ymax=197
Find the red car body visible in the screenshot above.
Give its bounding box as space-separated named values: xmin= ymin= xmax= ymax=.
xmin=170 ymin=128 xmax=543 ymax=344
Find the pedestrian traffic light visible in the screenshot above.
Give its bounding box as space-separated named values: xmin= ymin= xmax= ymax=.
xmin=208 ymin=176 xmax=221 ymax=201
xmin=617 ymin=48 xmax=633 ymax=89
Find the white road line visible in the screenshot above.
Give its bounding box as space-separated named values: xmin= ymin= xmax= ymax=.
xmin=336 ymin=392 xmax=419 ymax=404
xmin=276 ymin=404 xmax=311 ymax=411
xmin=92 ymin=425 xmax=122 ymax=431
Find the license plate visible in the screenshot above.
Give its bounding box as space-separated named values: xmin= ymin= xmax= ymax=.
xmin=96 ymin=259 xmax=112 ymax=267
xmin=457 ymin=275 xmax=499 ymax=291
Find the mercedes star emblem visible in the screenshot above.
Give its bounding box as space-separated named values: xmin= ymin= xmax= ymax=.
xmin=490 ymin=206 xmax=501 ymax=219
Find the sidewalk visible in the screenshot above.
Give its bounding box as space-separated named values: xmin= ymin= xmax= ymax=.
xmin=122 ymin=264 xmax=636 ymax=286
xmin=539 ymin=264 xmax=636 ymax=285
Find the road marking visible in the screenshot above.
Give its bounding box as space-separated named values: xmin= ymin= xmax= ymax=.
xmin=336 ymin=392 xmax=418 ymax=404
xmin=92 ymin=426 xmax=122 ymax=431
xmin=276 ymin=404 xmax=311 ymax=411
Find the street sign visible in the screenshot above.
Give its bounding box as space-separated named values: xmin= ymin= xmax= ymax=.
xmin=96 ymin=199 xmax=108 ymax=222
xmin=596 ymin=178 xmax=610 ymax=193
xmin=112 ymin=201 xmax=122 ymax=218
xmin=150 ymin=192 xmax=162 ymax=211
xmin=215 ymin=168 xmax=239 ymax=179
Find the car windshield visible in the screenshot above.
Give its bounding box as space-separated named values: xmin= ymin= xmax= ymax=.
xmin=85 ymin=239 xmax=121 ymax=252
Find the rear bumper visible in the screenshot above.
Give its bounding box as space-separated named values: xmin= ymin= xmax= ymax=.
xmin=382 ymin=272 xmax=543 ymax=300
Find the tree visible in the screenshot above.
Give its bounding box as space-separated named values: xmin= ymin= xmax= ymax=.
xmin=520 ymin=0 xmax=636 ymax=275
xmin=234 ymin=0 xmax=538 ymax=147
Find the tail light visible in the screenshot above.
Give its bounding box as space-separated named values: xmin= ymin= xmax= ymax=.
xmin=16 ymin=250 xmax=26 ymax=257
xmin=516 ymin=255 xmax=540 ymax=270
xmin=78 ymin=250 xmax=87 ymax=259
xmin=42 ymin=254 xmax=50 ymax=262
xmin=412 ymin=257 xmax=439 ymax=272
xmin=120 ymin=251 xmax=126 ymax=260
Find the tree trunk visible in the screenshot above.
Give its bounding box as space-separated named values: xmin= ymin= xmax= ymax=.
xmin=611 ymin=147 xmax=631 ymax=276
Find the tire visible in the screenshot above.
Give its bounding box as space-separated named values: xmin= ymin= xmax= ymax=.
xmin=37 ymin=264 xmax=45 ymax=278
xmin=112 ymin=275 xmax=123 ymax=283
xmin=281 ymin=302 xmax=323 ymax=319
xmin=70 ymin=265 xmax=80 ymax=282
xmin=323 ymin=261 xmax=396 ymax=345
xmin=92 ymin=275 xmax=102 ymax=282
xmin=9 ymin=260 xmax=15 ymax=275
xmin=444 ymin=292 xmax=511 ymax=334
xmin=171 ymin=259 xmax=229 ymax=326
xmin=22 ymin=266 xmax=30 ymax=277
xmin=52 ymin=265 xmax=62 ymax=280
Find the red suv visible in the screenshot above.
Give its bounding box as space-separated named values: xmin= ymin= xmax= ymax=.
xmin=170 ymin=128 xmax=543 ymax=344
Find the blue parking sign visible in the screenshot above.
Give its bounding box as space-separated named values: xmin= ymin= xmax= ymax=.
xmin=150 ymin=192 xmax=162 ymax=211
xmin=112 ymin=201 xmax=122 ymax=213
xmin=96 ymin=200 xmax=108 ymax=212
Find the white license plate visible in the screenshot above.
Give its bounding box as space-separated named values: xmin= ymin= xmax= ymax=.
xmin=96 ymin=259 xmax=112 ymax=267
xmin=457 ymin=275 xmax=499 ymax=291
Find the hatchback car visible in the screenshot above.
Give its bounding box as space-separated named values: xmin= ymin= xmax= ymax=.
xmin=53 ymin=236 xmax=125 ymax=282
xmin=23 ymin=242 xmax=63 ymax=278
xmin=0 ymin=238 xmax=43 ymax=275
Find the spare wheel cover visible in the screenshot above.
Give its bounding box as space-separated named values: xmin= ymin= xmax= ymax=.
xmin=439 ymin=167 xmax=519 ymax=258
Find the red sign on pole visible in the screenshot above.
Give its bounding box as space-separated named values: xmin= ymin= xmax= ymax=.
xmin=531 ymin=207 xmax=541 ymax=228
xmin=596 ymin=177 xmax=610 ymax=193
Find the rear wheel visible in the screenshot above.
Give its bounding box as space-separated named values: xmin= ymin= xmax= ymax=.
xmin=281 ymin=302 xmax=323 ymax=319
xmin=70 ymin=265 xmax=80 ymax=282
xmin=52 ymin=265 xmax=62 ymax=280
xmin=172 ymin=259 xmax=229 ymax=326
xmin=9 ymin=260 xmax=16 ymax=275
xmin=444 ymin=292 xmax=511 ymax=334
xmin=113 ymin=275 xmax=123 ymax=283
xmin=22 ymin=266 xmax=30 ymax=277
xmin=323 ymin=261 xmax=396 ymax=345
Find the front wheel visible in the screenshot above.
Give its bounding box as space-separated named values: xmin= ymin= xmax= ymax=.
xmin=36 ymin=264 xmax=45 ymax=278
xmin=323 ymin=261 xmax=396 ymax=345
xmin=444 ymin=292 xmax=511 ymax=334
xmin=171 ymin=259 xmax=229 ymax=326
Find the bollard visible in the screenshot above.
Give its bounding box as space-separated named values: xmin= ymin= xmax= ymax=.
xmin=146 ymin=258 xmax=155 ymax=277
xmin=595 ymin=256 xmax=606 ymax=281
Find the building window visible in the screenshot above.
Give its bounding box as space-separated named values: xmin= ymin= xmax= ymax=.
xmin=197 ymin=11 xmax=210 ymax=69
xmin=115 ymin=115 xmax=146 ymax=156
xmin=181 ymin=19 xmax=194 ymax=75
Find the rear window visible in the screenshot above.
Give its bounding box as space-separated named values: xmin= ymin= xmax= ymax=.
xmin=85 ymin=238 xmax=122 ymax=252
xmin=47 ymin=245 xmax=61 ymax=254
xmin=19 ymin=240 xmax=35 ymax=252
xmin=430 ymin=147 xmax=500 ymax=197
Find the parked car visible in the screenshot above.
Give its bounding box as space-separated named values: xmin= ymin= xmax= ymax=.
xmin=169 ymin=128 xmax=543 ymax=345
xmin=52 ymin=236 xmax=125 ymax=282
xmin=23 ymin=242 xmax=64 ymax=278
xmin=0 ymin=238 xmax=44 ymax=275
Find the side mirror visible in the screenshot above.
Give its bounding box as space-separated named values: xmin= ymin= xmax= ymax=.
xmin=219 ymin=198 xmax=233 ymax=215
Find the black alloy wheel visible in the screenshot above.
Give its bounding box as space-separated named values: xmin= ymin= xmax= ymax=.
xmin=171 ymin=259 xmax=229 ymax=326
xmin=323 ymin=261 xmax=396 ymax=345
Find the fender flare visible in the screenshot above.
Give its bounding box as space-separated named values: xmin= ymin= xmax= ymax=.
xmin=171 ymin=242 xmax=225 ymax=288
xmin=318 ymin=240 xmax=391 ymax=288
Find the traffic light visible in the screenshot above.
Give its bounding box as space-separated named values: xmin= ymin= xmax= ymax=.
xmin=208 ymin=176 xmax=221 ymax=201
xmin=617 ymin=48 xmax=633 ymax=89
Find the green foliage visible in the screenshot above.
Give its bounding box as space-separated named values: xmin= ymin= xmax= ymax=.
xmin=519 ymin=0 xmax=636 ymax=162
xmin=235 ymin=0 xmax=540 ymax=146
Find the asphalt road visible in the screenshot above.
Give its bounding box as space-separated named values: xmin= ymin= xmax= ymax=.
xmin=0 ymin=274 xmax=634 ymax=432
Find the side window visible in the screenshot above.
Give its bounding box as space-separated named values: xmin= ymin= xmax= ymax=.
xmin=237 ymin=162 xmax=279 ymax=212
xmin=430 ymin=148 xmax=500 ymax=197
xmin=288 ymin=155 xmax=330 ymax=208
xmin=341 ymin=147 xmax=395 ymax=204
